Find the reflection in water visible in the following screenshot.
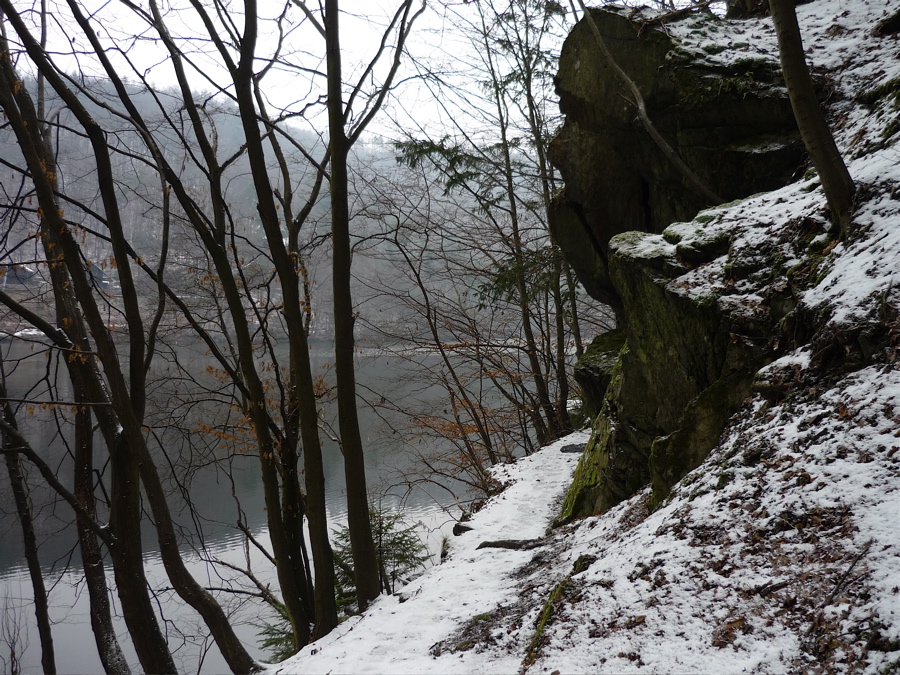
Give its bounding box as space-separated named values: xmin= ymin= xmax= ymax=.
xmin=0 ymin=338 xmax=463 ymax=673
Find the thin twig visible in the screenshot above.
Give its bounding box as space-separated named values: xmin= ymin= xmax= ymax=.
xmin=806 ymin=541 xmax=872 ymax=636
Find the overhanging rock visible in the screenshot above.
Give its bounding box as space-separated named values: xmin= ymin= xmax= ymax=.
xmin=548 ymin=6 xmax=803 ymax=307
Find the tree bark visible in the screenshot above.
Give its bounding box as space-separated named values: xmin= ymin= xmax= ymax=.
xmin=564 ymin=262 xmax=584 ymax=359
xmin=0 ymin=396 xmax=56 ymax=675
xmin=73 ymin=380 xmax=131 ymax=675
xmin=0 ymin=16 xmax=176 ymax=672
xmin=324 ymin=0 xmax=382 ymax=611
xmin=231 ymin=0 xmax=338 ymax=637
xmin=551 ymin=254 xmax=573 ymax=432
xmin=769 ymin=0 xmax=855 ymax=236
xmin=136 ymin=445 xmax=259 ymax=673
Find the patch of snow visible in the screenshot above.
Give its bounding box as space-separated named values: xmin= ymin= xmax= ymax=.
xmin=271 ymin=431 xmax=590 ymax=674
xmin=758 ymin=346 xmax=812 ymax=373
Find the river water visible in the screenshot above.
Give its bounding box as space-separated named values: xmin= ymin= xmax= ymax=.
xmin=0 ymin=337 xmax=462 ymax=673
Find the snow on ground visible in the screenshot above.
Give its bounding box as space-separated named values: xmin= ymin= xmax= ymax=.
xmin=277 ymin=364 xmax=898 ymax=673
xmin=270 ymin=431 xmax=591 ymax=674
xmin=274 ymin=2 xmax=900 ymax=673
xmin=278 ymin=365 xmax=898 ymax=673
xmin=529 ymin=364 xmax=900 ymax=673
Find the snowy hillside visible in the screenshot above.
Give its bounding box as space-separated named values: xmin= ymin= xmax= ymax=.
xmin=274 ymin=1 xmax=900 ymax=672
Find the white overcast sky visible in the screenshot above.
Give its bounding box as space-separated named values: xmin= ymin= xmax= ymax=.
xmin=34 ymin=0 xmax=459 ymax=138
xmin=8 ymin=0 xmax=720 ymax=141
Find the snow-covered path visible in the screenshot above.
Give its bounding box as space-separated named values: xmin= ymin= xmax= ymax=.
xmin=270 ymin=431 xmax=590 ymax=674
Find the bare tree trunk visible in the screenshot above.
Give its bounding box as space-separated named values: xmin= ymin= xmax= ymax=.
xmin=36 ymin=8 xmax=129 ymax=665
xmin=232 ymin=3 xmax=338 ymax=637
xmin=324 ymin=0 xmax=382 ymax=611
xmin=0 ymin=394 xmax=55 ymax=675
xmin=769 ymin=0 xmax=855 ymax=236
xmin=1 ymin=9 xmax=58 ymax=668
xmin=298 ymin=376 xmax=339 ymax=638
xmin=564 ymin=262 xmax=585 ymax=359
xmin=551 ymin=255 xmax=573 ymax=432
xmin=135 ymin=446 xmax=259 ymax=673
xmin=0 ymin=19 xmax=177 ymax=671
xmin=518 ymin=19 xmax=575 ymax=436
xmin=137 ymin=0 xmax=320 ymax=646
xmin=73 ymin=380 xmax=131 ymax=675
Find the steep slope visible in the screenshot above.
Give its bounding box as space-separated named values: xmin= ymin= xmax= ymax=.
xmin=277 ymin=2 xmax=899 ymax=673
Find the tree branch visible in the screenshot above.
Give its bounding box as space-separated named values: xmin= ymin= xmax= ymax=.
xmin=0 ymin=422 xmax=115 ymax=548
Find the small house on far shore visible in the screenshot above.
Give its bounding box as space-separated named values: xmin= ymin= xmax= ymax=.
xmin=0 ymin=263 xmax=38 ymax=286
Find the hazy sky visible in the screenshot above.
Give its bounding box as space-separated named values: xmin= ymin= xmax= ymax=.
xmin=6 ymin=0 xmax=574 ymax=142
xmin=32 ymin=0 xmax=441 ymax=135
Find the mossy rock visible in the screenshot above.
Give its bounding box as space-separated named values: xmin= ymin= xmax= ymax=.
xmin=559 ymin=340 xmax=650 ymax=523
xmin=559 ymin=336 xmax=657 ymax=523
xmin=610 ymin=230 xmax=729 ymax=429
xmin=558 ymin=404 xmax=615 ymax=523
xmin=552 ymin=8 xmax=804 ymax=521
xmin=573 ymin=328 xmax=626 ymax=418
xmin=548 ymin=6 xmax=801 ymax=306
xmin=522 ymin=576 xmax=575 ymax=669
xmin=857 ymin=77 xmax=900 ymax=107
xmin=663 ymin=218 xmax=732 ymax=264
xmin=560 ymin=215 xmax=775 ymax=521
xmin=648 ymin=371 xmax=756 ymax=509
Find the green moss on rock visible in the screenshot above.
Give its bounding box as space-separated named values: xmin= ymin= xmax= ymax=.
xmin=573 ymin=328 xmax=626 ymax=418
xmin=648 ymin=371 xmax=756 ymax=509
xmin=521 ymin=576 xmax=575 ymax=670
xmin=557 ymin=404 xmax=616 ymax=524
xmin=559 ymin=209 xmax=774 ymax=522
xmin=552 ymin=8 xmax=797 ymax=524
xmin=858 ymin=77 xmax=900 ymax=107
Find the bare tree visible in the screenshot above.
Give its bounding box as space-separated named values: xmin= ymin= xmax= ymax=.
xmin=0 ymin=0 xmax=427 ymax=667
xmin=0 ymin=19 xmax=180 ymax=669
xmin=769 ymin=0 xmax=855 ymax=236
xmin=317 ymin=0 xmax=425 ymax=611
xmin=354 ymin=153 xmax=607 ymax=501
xmin=0 ymin=376 xmax=55 ymax=675
xmin=1 ymin=592 xmax=27 ymax=675
xmin=387 ymin=0 xmax=596 ymax=455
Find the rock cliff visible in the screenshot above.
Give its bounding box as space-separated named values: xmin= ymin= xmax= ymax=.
xmin=285 ymin=4 xmax=900 ymax=672
xmin=549 ymin=6 xmax=803 ymax=312
xmin=553 ymin=4 xmax=898 ymax=521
